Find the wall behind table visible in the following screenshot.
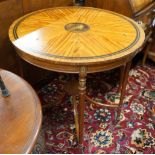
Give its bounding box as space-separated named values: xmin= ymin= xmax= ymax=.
xmin=0 ymin=0 xmax=73 ymax=84
xmin=0 ymin=0 xmax=23 ymax=73
xmin=1 ymin=0 xmax=153 ymax=84
xmin=22 ymin=0 xmax=73 ymax=13
xmin=85 ymin=0 xmax=133 ymax=17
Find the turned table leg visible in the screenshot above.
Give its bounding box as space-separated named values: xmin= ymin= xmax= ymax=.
xmin=78 ymin=67 xmax=87 ymax=144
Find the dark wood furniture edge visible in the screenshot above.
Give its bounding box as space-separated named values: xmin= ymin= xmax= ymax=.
xmin=133 ymin=1 xmax=155 ymax=18
xmin=0 ymin=69 xmax=43 ymax=153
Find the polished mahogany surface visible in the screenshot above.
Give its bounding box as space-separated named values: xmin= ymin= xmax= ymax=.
xmin=0 ymin=69 xmax=42 ymax=153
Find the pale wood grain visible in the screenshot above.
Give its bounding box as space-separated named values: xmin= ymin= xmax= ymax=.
xmin=9 ymin=7 xmax=145 ymax=72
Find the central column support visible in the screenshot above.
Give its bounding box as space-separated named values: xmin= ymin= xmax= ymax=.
xmin=78 ymin=66 xmax=87 ymax=144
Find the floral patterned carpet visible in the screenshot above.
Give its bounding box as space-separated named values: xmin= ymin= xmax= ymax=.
xmin=33 ymin=64 xmax=155 ymax=154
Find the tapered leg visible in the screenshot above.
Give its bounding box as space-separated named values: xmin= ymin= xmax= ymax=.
xmin=120 ymin=62 xmax=131 ymax=105
xmin=78 ymin=67 xmax=87 ymax=144
xmin=16 ymin=55 xmax=24 ymax=78
xmin=72 ymin=95 xmax=79 ymax=141
xmin=118 ymin=65 xmax=126 ymax=93
xmin=116 ymin=61 xmax=132 ymax=121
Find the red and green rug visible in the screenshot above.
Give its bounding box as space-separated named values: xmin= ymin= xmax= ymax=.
xmin=33 ymin=64 xmax=155 ymax=154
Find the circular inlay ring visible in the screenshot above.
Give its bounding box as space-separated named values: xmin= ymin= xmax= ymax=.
xmin=65 ymin=22 xmax=90 ymax=33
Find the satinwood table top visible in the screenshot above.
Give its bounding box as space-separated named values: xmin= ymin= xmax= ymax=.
xmin=9 ymin=7 xmax=145 ymax=73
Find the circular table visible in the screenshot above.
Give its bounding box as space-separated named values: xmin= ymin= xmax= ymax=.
xmin=0 ymin=69 xmax=42 ymax=153
xmin=9 ymin=7 xmax=145 ymax=144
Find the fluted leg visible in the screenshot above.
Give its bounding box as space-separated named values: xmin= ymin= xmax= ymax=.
xmin=72 ymin=95 xmax=79 ymax=141
xmin=78 ymin=66 xmax=87 ymax=144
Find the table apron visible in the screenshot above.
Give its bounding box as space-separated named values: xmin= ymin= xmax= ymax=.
xmin=16 ymin=50 xmax=134 ymax=74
